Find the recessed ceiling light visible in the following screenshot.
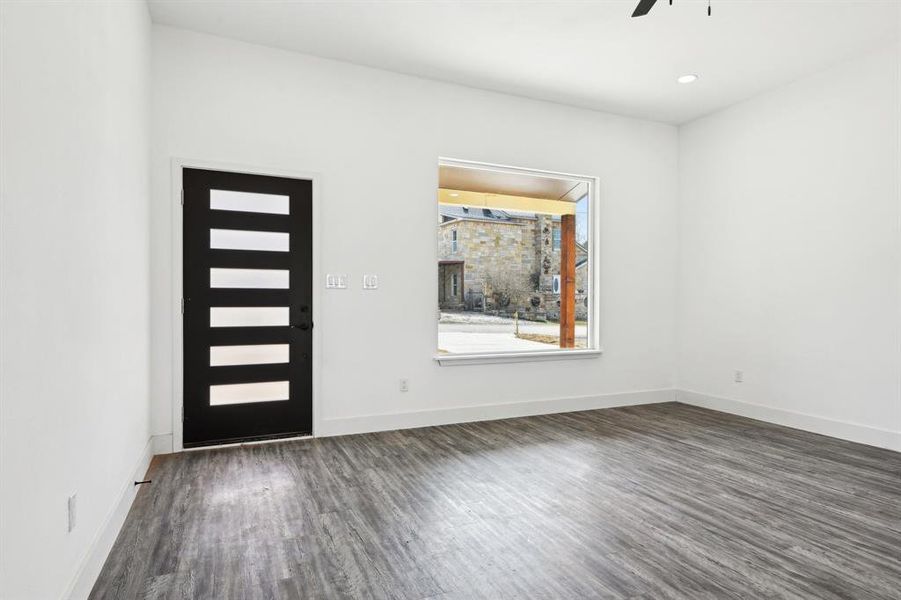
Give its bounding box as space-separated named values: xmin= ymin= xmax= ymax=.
xmin=449 ymin=193 xmax=459 ymax=197
xmin=677 ymin=74 xmax=699 ymax=84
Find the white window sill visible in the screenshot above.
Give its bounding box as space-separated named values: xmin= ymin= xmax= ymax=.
xmin=434 ymin=348 xmax=602 ymax=366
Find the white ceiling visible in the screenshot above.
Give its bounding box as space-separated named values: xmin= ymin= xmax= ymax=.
xmin=440 ymin=165 xmax=586 ymax=201
xmin=148 ymin=0 xmax=900 ymax=124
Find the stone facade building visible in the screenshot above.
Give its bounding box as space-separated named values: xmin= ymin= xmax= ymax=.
xmin=438 ymin=205 xmax=588 ymax=320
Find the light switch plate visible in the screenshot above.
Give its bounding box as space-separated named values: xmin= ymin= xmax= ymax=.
xmin=326 ymin=274 xmax=348 ymax=289
xmin=362 ymin=274 xmax=378 ymax=290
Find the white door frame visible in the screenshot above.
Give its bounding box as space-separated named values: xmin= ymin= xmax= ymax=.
xmin=170 ymin=157 xmax=322 ymax=452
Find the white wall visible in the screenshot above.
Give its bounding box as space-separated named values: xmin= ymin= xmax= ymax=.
xmin=150 ymin=26 xmax=679 ymax=444
xmin=0 ymin=1 xmax=152 ymax=598
xmin=677 ymin=42 xmax=901 ymax=450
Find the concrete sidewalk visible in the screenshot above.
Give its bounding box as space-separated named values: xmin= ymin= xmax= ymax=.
xmin=438 ymin=311 xmax=587 ymax=353
xmin=438 ymin=332 xmax=554 ymax=353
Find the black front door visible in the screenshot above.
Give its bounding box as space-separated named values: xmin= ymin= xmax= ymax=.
xmin=183 ymin=168 xmax=312 ymax=447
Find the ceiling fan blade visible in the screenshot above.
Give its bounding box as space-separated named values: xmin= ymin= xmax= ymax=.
xmin=632 ymin=0 xmax=659 ymax=17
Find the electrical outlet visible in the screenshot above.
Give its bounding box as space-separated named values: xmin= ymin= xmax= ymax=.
xmin=734 ymin=370 xmax=744 ymax=383
xmin=67 ymin=494 xmax=77 ymax=532
xmin=399 ymin=378 xmax=409 ymax=392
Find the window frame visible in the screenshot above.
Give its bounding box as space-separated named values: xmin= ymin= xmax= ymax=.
xmin=451 ymin=228 xmax=458 ymax=253
xmin=435 ymin=157 xmax=602 ymax=366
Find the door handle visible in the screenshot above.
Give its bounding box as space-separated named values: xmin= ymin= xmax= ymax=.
xmin=291 ymin=323 xmax=312 ymax=331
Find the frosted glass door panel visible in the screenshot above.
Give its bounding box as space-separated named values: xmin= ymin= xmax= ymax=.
xmin=210 ymin=381 xmax=289 ymax=406
xmin=210 ymin=344 xmax=290 ymax=366
xmin=210 ymin=189 xmax=289 ymax=215
xmin=210 ymin=307 xmax=289 ymax=327
xmin=210 ymin=229 xmax=289 ymax=252
xmin=210 ymin=268 xmax=289 ymax=289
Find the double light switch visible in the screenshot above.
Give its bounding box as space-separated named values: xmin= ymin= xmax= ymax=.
xmin=326 ymin=274 xmax=378 ymax=289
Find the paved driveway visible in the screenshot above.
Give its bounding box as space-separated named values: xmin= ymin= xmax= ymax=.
xmin=438 ymin=311 xmax=587 ymax=353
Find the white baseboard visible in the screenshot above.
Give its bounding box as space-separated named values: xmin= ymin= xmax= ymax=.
xmin=151 ymin=433 xmax=173 ymax=455
xmin=149 ymin=387 xmax=899 ymax=452
xmin=676 ymin=390 xmax=901 ymax=452
xmin=317 ymin=388 xmax=676 ymax=437
xmin=64 ymin=437 xmax=155 ymax=600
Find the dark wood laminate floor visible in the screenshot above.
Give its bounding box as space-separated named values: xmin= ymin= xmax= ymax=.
xmin=91 ymin=403 xmax=901 ymax=600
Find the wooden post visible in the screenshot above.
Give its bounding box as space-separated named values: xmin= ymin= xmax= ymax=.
xmin=559 ymin=215 xmax=576 ymax=348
